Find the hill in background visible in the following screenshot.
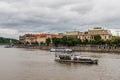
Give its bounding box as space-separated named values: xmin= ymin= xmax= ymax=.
xmin=0 ymin=37 xmax=19 ymax=44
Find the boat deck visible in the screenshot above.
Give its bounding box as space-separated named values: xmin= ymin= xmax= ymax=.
xmin=55 ymin=59 xmax=98 ymax=64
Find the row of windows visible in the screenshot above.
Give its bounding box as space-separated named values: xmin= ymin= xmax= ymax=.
xmin=79 ymin=35 xmax=111 ymax=40
xmin=99 ymin=46 xmax=117 ymax=49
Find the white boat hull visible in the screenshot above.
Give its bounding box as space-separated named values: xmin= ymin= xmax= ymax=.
xmin=55 ymin=59 xmax=98 ymax=64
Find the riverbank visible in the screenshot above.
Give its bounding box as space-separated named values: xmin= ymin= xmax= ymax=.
xmin=13 ymin=44 xmax=120 ymax=53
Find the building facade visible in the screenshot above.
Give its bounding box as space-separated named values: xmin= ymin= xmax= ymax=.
xmin=19 ymin=28 xmax=112 ymax=44
xmin=58 ymin=28 xmax=112 ymax=41
xmin=84 ymin=28 xmax=112 ymax=40
xmin=66 ymin=31 xmax=83 ymax=38
xmin=19 ymin=33 xmax=58 ymax=44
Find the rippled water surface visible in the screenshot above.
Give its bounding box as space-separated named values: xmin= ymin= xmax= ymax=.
xmin=0 ymin=45 xmax=120 ymax=80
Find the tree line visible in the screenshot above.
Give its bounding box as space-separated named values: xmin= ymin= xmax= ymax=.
xmin=45 ymin=35 xmax=120 ymax=47
xmin=0 ymin=37 xmax=19 ymax=44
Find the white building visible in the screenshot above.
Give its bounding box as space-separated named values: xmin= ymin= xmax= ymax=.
xmin=109 ymin=29 xmax=120 ymax=36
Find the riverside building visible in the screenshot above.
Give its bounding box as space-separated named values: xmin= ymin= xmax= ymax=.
xmin=86 ymin=28 xmax=112 ymax=40
xmin=19 ymin=33 xmax=58 ymax=44
xmin=60 ymin=27 xmax=112 ymax=41
xmin=19 ymin=27 xmax=112 ymax=44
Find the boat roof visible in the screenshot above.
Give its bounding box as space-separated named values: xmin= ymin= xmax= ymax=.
xmin=53 ymin=47 xmax=72 ymax=49
xmin=55 ymin=52 xmax=74 ymax=55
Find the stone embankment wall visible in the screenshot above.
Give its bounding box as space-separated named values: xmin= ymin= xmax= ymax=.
xmin=68 ymin=45 xmax=120 ymax=53
xmin=14 ymin=45 xmax=120 ymax=53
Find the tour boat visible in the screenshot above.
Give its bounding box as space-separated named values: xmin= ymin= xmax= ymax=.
xmin=50 ymin=47 xmax=72 ymax=52
xmin=54 ymin=52 xmax=98 ymax=64
xmin=4 ymin=45 xmax=12 ymax=48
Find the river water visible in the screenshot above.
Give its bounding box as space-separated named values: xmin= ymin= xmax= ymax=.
xmin=0 ymin=45 xmax=120 ymax=80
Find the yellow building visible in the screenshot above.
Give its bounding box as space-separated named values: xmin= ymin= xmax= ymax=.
xmin=59 ymin=28 xmax=112 ymax=41
xmin=58 ymin=33 xmax=65 ymax=38
xmin=66 ymin=31 xmax=83 ymax=38
xmin=87 ymin=28 xmax=112 ymax=40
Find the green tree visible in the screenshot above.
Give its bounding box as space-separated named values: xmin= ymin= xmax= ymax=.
xmin=46 ymin=38 xmax=51 ymax=46
xmin=0 ymin=37 xmax=19 ymax=44
xmin=62 ymin=36 xmax=67 ymax=46
xmin=52 ymin=38 xmax=61 ymax=47
xmin=52 ymin=36 xmax=83 ymax=46
xmin=67 ymin=36 xmax=74 ymax=46
xmin=93 ymin=35 xmax=101 ymax=41
xmin=105 ymin=39 xmax=111 ymax=46
xmin=92 ymin=35 xmax=103 ymax=45
xmin=77 ymin=38 xmax=82 ymax=45
xmin=111 ymin=36 xmax=120 ymax=46
xmin=82 ymin=39 xmax=89 ymax=45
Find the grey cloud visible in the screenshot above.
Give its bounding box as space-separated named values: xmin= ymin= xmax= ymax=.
xmin=0 ymin=0 xmax=120 ymax=38
xmin=70 ymin=2 xmax=94 ymax=15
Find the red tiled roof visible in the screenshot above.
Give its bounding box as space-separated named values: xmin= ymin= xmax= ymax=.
xmin=40 ymin=33 xmax=47 ymax=37
xmin=24 ymin=33 xmax=58 ymax=38
xmin=30 ymin=34 xmax=40 ymax=38
xmin=51 ymin=34 xmax=58 ymax=37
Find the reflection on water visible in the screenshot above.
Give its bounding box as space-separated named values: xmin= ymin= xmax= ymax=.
xmin=0 ymin=45 xmax=120 ymax=80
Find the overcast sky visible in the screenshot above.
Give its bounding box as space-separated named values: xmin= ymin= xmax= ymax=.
xmin=0 ymin=0 xmax=120 ymax=39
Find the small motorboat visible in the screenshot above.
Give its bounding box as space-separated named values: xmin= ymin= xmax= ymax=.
xmin=4 ymin=45 xmax=12 ymax=48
